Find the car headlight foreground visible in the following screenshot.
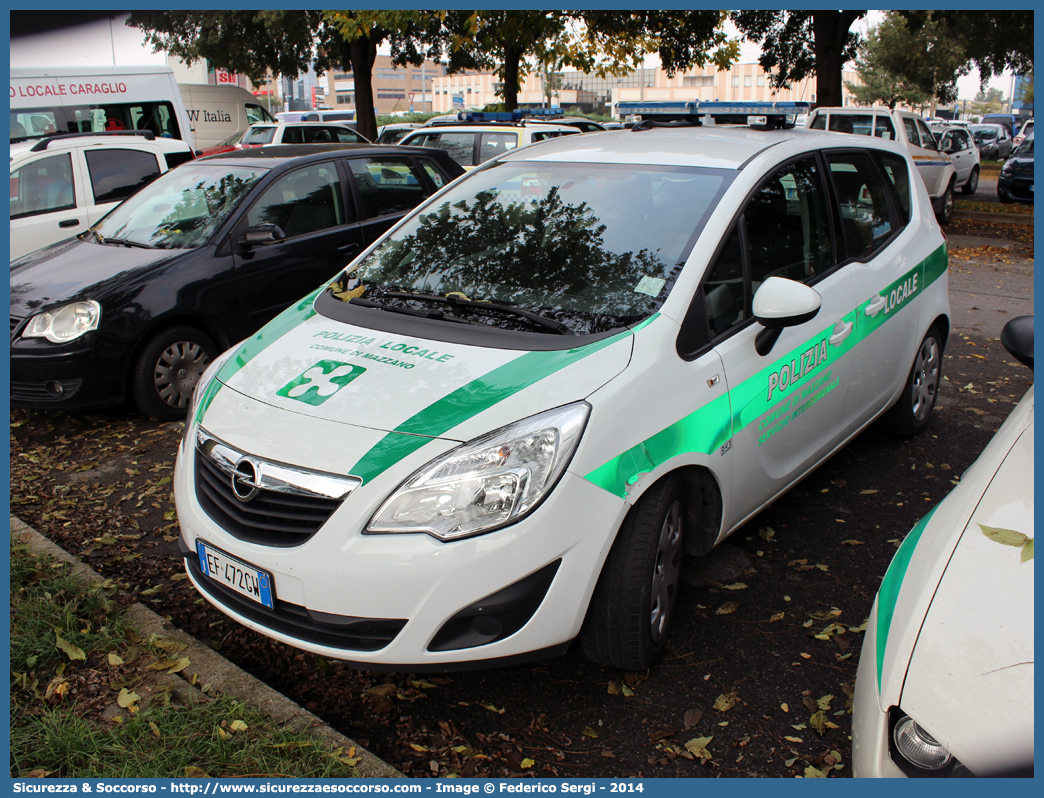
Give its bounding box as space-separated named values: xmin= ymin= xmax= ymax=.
xmin=368 ymin=402 xmax=590 ymax=541
xmin=21 ymin=300 xmax=101 ymax=344
xmin=893 ymin=713 xmax=954 ymax=772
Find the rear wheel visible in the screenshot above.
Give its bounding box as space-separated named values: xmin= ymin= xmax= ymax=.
xmin=881 ymin=325 xmax=943 ymax=437
xmin=132 ymin=325 xmax=215 ymax=421
xmin=961 ymin=166 xmax=979 ymax=195
xmin=580 ymin=475 xmax=685 ymax=670
xmin=935 ymin=180 xmax=955 ymax=225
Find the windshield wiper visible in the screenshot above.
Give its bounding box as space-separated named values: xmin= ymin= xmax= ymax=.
xmin=382 ymin=290 xmax=574 ymax=335
xmin=97 ymin=236 xmax=156 ymax=249
xmin=348 ymin=297 xmax=485 ymax=327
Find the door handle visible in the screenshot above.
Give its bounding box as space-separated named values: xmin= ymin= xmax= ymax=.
xmin=58 ymin=219 xmax=80 ymax=228
xmin=864 ymin=294 xmax=886 ymax=317
xmin=829 ymin=320 xmax=853 ymax=346
xmin=337 ymin=242 xmax=360 ymax=256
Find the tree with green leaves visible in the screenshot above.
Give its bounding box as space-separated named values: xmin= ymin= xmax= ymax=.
xmin=898 ymin=11 xmax=1033 ymax=94
xmin=128 ymin=10 xmax=438 ymax=141
xmin=730 ymin=11 xmax=865 ymax=109
xmin=845 ymin=12 xmax=966 ymax=110
xmin=435 ymin=11 xmax=738 ymax=111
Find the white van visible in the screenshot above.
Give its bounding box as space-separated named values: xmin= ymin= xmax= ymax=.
xmin=11 ymin=65 xmax=195 ymax=151
xmin=178 ymin=84 xmax=276 ymax=151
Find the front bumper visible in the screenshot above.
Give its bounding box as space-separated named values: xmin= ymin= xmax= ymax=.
xmin=998 ymin=172 xmax=1034 ymax=202
xmin=174 ymin=429 xmax=629 ymax=668
xmin=10 ymin=330 xmax=126 ymax=411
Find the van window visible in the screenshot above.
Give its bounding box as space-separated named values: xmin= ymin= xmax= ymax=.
xmin=245 ymin=104 xmax=273 ymax=126
xmin=10 ymin=153 xmax=75 ymax=218
xmin=84 ymin=149 xmax=162 ymax=205
xmin=12 ymin=102 xmax=182 ymax=143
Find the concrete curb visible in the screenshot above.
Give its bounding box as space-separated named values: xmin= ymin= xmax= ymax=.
xmin=10 ymin=516 xmax=403 ymax=780
xmin=952 ymin=209 xmax=1034 ymax=226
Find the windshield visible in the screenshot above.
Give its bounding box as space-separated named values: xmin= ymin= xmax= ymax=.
xmin=971 ymin=126 xmax=998 ymax=141
xmin=91 ymin=162 xmax=268 ymax=249
xmin=1015 ymin=135 xmax=1034 ymax=155
xmin=325 ymin=160 xmax=730 ymax=336
xmin=241 ymin=126 xmax=276 ymax=146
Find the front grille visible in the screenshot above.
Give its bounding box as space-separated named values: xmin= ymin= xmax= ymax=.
xmin=195 ymin=449 xmax=344 ymax=546
xmin=184 ymin=550 xmax=406 ymax=651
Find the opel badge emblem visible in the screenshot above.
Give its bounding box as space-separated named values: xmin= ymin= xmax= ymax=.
xmin=231 ymin=458 xmax=261 ymax=502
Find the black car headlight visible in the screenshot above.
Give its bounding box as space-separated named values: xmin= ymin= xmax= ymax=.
xmin=20 ymin=300 xmax=101 ymax=344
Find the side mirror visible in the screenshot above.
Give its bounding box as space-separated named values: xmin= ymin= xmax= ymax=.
xmin=240 ymin=223 xmax=286 ymax=249
xmin=1001 ymin=315 xmax=1033 ymax=371
xmin=752 ymin=277 xmax=822 ymax=356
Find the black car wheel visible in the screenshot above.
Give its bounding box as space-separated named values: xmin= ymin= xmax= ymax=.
xmin=881 ymin=325 xmax=943 ymax=437
xmin=132 ymin=325 xmax=216 ymax=421
xmin=935 ymin=179 xmax=955 ymax=225
xmin=580 ymin=475 xmax=685 ymax=670
xmin=961 ymin=166 xmax=980 ymax=195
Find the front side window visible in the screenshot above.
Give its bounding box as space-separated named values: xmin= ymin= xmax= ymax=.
xmin=91 ymin=163 xmax=267 ymax=249
xmin=10 ymin=153 xmax=75 ymax=218
xmin=915 ymin=119 xmax=938 ymax=151
xmin=479 ymin=132 xmax=517 ymax=162
xmin=902 ymin=117 xmax=922 ymax=148
xmin=702 ymin=157 xmax=832 ymax=338
xmin=247 ymin=164 xmax=345 ymax=238
xmin=433 ymin=133 xmax=477 ymax=167
xmin=84 ymin=149 xmax=161 ymax=205
xmin=827 ymin=152 xmax=894 ymax=260
xmin=246 ymin=104 xmax=271 ymax=125
xmin=328 ymin=162 xmax=730 ymax=336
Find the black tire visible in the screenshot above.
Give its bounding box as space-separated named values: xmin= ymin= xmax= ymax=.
xmin=132 ymin=325 xmax=216 ymax=421
xmin=881 ymin=325 xmax=943 ymax=437
xmin=580 ymin=475 xmax=685 ymax=670
xmin=935 ymin=180 xmax=955 ymax=225
xmin=961 ymin=166 xmax=979 ymax=195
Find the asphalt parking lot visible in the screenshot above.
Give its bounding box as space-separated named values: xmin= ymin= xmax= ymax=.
xmin=9 ymin=217 xmax=1033 ymax=778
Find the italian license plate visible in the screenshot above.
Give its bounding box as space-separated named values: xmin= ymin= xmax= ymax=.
xmin=196 ymin=541 xmax=274 ymax=609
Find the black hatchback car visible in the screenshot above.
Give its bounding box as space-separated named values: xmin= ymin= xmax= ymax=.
xmin=10 ymin=144 xmax=465 ymax=420
xmin=998 ymin=132 xmax=1034 ymax=204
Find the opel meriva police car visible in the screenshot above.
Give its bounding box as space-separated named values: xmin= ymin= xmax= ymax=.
xmin=174 ymin=102 xmax=950 ymax=671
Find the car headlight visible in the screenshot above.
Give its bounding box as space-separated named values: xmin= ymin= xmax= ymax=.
xmin=367 ymin=402 xmax=590 ymax=541
xmin=21 ymin=300 xmax=101 ymax=344
xmin=892 ymin=714 xmax=954 ymax=771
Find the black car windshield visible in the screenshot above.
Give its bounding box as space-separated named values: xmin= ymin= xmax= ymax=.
xmin=91 ymin=163 xmax=268 ymax=249
xmin=328 ymin=161 xmax=730 ymax=335
xmin=1015 ymin=135 xmax=1034 ymax=155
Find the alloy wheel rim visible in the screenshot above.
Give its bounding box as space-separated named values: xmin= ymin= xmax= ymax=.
xmin=650 ymin=500 xmax=683 ymax=643
xmin=911 ymin=337 xmax=940 ymax=421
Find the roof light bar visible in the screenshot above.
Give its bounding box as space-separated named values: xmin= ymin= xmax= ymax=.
xmin=458 ymin=108 xmax=564 ymax=123
xmin=619 ymin=100 xmax=810 ymax=131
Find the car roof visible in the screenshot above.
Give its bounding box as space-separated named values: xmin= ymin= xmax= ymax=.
xmin=194 ymin=142 xmax=458 ymax=167
xmin=491 ymin=124 xmax=903 ymax=170
xmin=404 ymin=122 xmax=579 ymax=134
xmin=250 ymin=121 xmax=357 ymax=128
xmin=10 ymin=132 xmax=192 ymax=161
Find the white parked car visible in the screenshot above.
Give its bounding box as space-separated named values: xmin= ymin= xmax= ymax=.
xmin=853 ymin=315 xmax=1034 ymax=778
xmin=174 ymin=101 xmax=951 ymax=671
xmin=239 ymin=121 xmax=371 ymax=148
xmin=1013 ymin=118 xmax=1034 ymax=148
xmin=935 ymin=125 xmax=981 ymax=194
xmin=808 ymin=107 xmax=958 ymax=224
xmin=9 ymin=131 xmax=195 ymax=261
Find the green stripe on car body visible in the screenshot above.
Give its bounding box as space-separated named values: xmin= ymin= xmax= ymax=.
xmin=193 ymin=288 xmax=322 ymax=424
xmin=875 ymin=505 xmax=939 ymax=692
xmin=348 ymin=319 xmax=657 ymax=485
xmin=583 ymin=244 xmax=947 ymax=496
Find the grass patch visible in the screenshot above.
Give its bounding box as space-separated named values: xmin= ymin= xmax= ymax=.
xmin=10 ymin=539 xmax=361 ymax=779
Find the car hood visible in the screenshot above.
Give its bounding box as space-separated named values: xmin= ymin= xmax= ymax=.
xmin=1004 ymin=152 xmax=1034 ymax=172
xmin=195 ymin=297 xmax=634 ymax=486
xmin=900 ymin=390 xmax=1034 ymax=775
xmin=10 ymin=238 xmax=187 ymax=317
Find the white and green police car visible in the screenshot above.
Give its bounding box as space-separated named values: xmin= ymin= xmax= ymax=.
xmin=853 ymin=316 xmax=1033 ymax=778
xmin=174 ymin=101 xmax=951 ymax=670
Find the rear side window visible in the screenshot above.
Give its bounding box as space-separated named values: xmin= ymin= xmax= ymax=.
xmin=10 ymin=152 xmax=75 ymax=218
xmin=826 ymin=152 xmax=895 ymax=260
xmin=828 ymin=114 xmax=872 ymax=136
xmin=877 ymin=152 xmax=911 ymax=223
xmin=873 ymin=116 xmax=896 ymax=140
xmin=433 ymin=133 xmax=477 ymax=167
xmin=479 ymin=132 xmax=517 ymax=162
xmin=420 ymin=159 xmax=450 ymax=189
xmin=348 ymin=157 xmax=429 ymax=218
xmin=84 ymin=148 xmax=161 ymax=204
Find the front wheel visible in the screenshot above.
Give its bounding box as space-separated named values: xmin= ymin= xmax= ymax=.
xmin=132 ymin=325 xmax=216 ymax=421
xmin=961 ymin=166 xmax=979 ymax=195
xmin=881 ymin=325 xmax=943 ymax=437
xmin=580 ymin=475 xmax=685 ymax=670
xmin=935 ymin=181 xmax=955 ymax=225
